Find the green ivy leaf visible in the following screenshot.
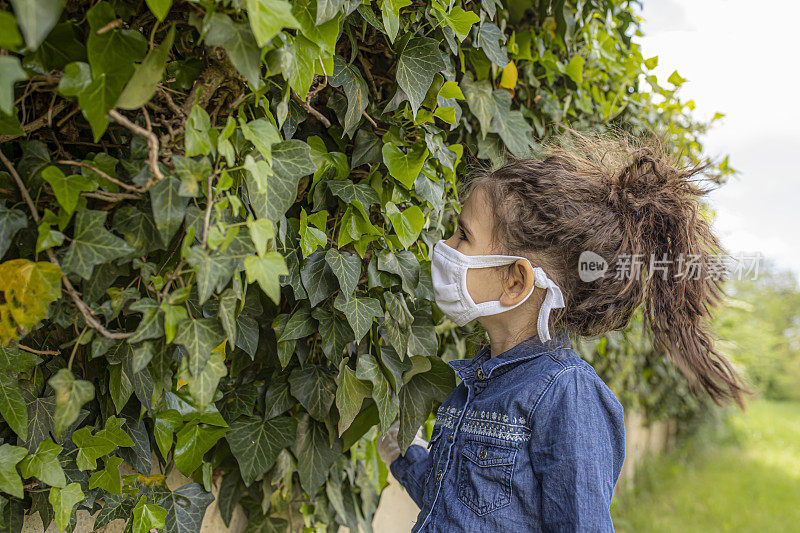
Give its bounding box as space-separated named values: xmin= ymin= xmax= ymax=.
xmin=396 ymin=37 xmax=447 ymax=116
xmin=132 ymin=495 xmax=167 ymax=533
xmin=226 ymin=415 xmax=297 ymax=486
xmin=324 ymin=248 xmax=360 ymax=301
xmin=205 ymin=13 xmax=262 ymax=88
xmin=187 ymin=246 xmax=236 ymax=305
xmin=58 ymin=62 xmax=92 ymax=98
xmin=288 ymin=364 xmax=336 ymax=420
xmin=355 ymin=351 xmax=398 ymax=432
xmin=0 ymin=56 xmax=27 ymax=115
xmin=173 ymin=318 xmax=225 ymax=377
xmin=293 ymin=413 xmax=342 ymax=495
xmin=87 ymin=455 xmax=123 ymax=495
xmin=150 ymin=176 xmax=189 ymax=244
xmin=245 ymin=0 xmax=300 ymax=47
xmin=283 ymin=34 xmax=321 ymax=97
xmin=112 ymin=205 xmax=161 ymax=256
xmin=326 ymin=180 xmax=380 ymax=211
xmin=117 ymin=25 xmax=175 ymax=109
xmin=408 ymin=306 xmax=438 ymax=357
xmin=8 ymin=0 xmax=63 ymax=49
xmin=61 ymin=209 xmax=132 ymax=280
xmin=184 ymin=105 xmax=213 ymax=157
xmin=49 ymin=483 xmax=84 ymax=531
xmin=153 ymin=483 xmax=214 ymax=533
xmin=335 ymin=358 xmax=371 ymax=436
xmin=382 ymin=143 xmax=429 ymax=190
xmin=240 ymin=118 xmax=282 ymax=163
xmin=333 ymin=292 xmax=383 ymax=342
xmin=380 ymin=0 xmax=411 ymax=42
xmin=18 ymin=438 xmax=65 ymax=488
xmin=387 ymin=203 xmax=425 ymax=249
xmin=48 ymin=369 xmax=95 ymax=437
xmin=461 ymin=72 xmax=494 ymax=139
xmin=24 ymin=395 xmax=55 ymax=454
xmin=263 ymin=372 xmax=294 ymax=419
xmin=433 ymin=4 xmax=479 ymax=42
xmin=109 ymin=363 xmax=133 ymax=414
xmin=278 ymin=303 xmax=316 ymax=342
xmin=300 ymin=249 xmax=338 ymax=307
xmin=94 ymin=493 xmax=134 ymax=530
xmin=0 ymin=444 xmax=27 ymax=498
xmin=0 ymin=373 xmax=27 ymax=441
xmin=490 ymin=89 xmax=533 ymax=157
xmin=153 ymin=409 xmax=182 ymax=458
xmin=177 ymin=350 xmax=227 ymax=412
xmin=376 ymin=250 xmax=420 ymax=295
xmin=329 ymin=56 xmax=368 ymax=137
xmin=299 ymin=208 xmax=327 ymax=258
xmin=564 ymin=55 xmax=585 ymax=84
xmin=0 ymin=11 xmax=23 ymax=51
xmin=146 ymin=0 xmax=173 ymax=21
xmin=246 ymin=140 xmax=316 ymax=222
xmin=244 ymin=252 xmax=288 ymax=304
xmin=477 ymin=21 xmax=508 ymax=67
xmin=0 ymin=204 xmax=27 ymax=259
xmin=292 ymin=0 xmax=340 ymax=55
xmin=310 ymin=307 xmax=354 ymax=366
xmin=72 ymin=415 xmax=134 ymax=471
xmin=174 ymin=423 xmax=228 ymax=476
xmin=398 ymin=357 xmax=455 ymax=452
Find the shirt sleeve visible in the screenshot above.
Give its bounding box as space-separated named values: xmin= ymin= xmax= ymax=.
xmin=389 ymin=443 xmax=431 ymax=508
xmin=527 ymin=365 xmax=626 ymax=532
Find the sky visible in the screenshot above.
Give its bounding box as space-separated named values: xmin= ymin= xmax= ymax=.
xmin=635 ymin=0 xmax=800 ymax=284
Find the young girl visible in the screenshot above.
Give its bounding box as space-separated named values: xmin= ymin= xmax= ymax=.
xmin=377 ymin=128 xmax=753 ymax=532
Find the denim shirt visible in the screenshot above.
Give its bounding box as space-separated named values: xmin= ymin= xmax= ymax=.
xmin=389 ymin=330 xmax=626 ymax=532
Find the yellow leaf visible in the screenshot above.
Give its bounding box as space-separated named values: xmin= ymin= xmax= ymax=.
xmin=176 ymin=378 xmax=188 ymax=390
xmin=0 ymin=259 xmax=62 ymax=343
xmin=499 ymin=61 xmax=518 ymax=90
xmin=212 ymin=339 xmax=227 ymax=360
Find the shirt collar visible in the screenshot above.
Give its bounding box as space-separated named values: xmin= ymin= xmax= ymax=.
xmin=446 ymin=329 xmax=571 ymax=383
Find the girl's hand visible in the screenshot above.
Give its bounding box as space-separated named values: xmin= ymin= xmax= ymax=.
xmin=378 ymin=420 xmax=428 ymax=465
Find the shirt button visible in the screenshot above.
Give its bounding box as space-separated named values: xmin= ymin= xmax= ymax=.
xmin=449 ymin=432 xmax=454 ymax=441
xmin=477 ymin=368 xmax=485 ymax=379
xmin=436 ymin=471 xmax=443 ymax=482
xmin=478 ymin=448 xmax=487 ymax=460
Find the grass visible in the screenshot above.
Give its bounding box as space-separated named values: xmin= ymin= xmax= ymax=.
xmin=610 ymin=398 xmax=800 ymax=532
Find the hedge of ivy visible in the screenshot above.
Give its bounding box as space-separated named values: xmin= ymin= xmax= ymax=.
xmin=0 ymin=0 xmax=728 ymax=531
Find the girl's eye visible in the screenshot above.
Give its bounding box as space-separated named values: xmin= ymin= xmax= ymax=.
xmin=458 ymin=227 xmax=468 ymax=241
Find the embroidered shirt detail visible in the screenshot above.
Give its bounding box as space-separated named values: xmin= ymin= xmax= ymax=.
xmin=435 ymin=406 xmax=531 ymax=442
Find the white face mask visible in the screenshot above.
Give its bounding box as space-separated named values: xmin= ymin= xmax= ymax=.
xmin=430 ymin=239 xmax=566 ymax=341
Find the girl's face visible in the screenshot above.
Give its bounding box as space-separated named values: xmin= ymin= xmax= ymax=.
xmin=443 ymin=187 xmax=512 ymax=306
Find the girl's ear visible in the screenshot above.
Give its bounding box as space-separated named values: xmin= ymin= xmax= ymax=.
xmin=499 ymin=259 xmax=536 ymax=306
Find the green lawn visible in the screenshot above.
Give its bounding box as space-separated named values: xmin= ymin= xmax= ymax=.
xmin=610 ymin=398 xmax=800 ymax=532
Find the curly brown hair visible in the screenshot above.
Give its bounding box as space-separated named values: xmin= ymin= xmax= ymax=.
xmin=461 ymin=126 xmax=753 ymax=410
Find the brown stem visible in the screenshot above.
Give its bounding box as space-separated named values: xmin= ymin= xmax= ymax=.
xmin=108 ymin=109 xmax=164 ymax=188
xmin=57 ymin=160 xmax=145 ymax=193
xmin=17 ymin=344 xmax=59 ymax=356
xmin=294 ymin=91 xmax=331 ymax=128
xmin=201 ymin=174 xmax=215 ymax=248
xmin=82 ymin=190 xmax=140 ymax=202
xmin=158 ymin=260 xmax=186 ymax=301
xmin=0 ymin=101 xmax=69 ymax=144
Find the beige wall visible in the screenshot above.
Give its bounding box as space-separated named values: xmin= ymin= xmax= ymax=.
xmin=22 ymin=411 xmax=674 ymax=532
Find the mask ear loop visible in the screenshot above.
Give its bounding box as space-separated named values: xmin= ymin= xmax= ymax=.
xmin=532 ymin=267 xmax=566 ymax=342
